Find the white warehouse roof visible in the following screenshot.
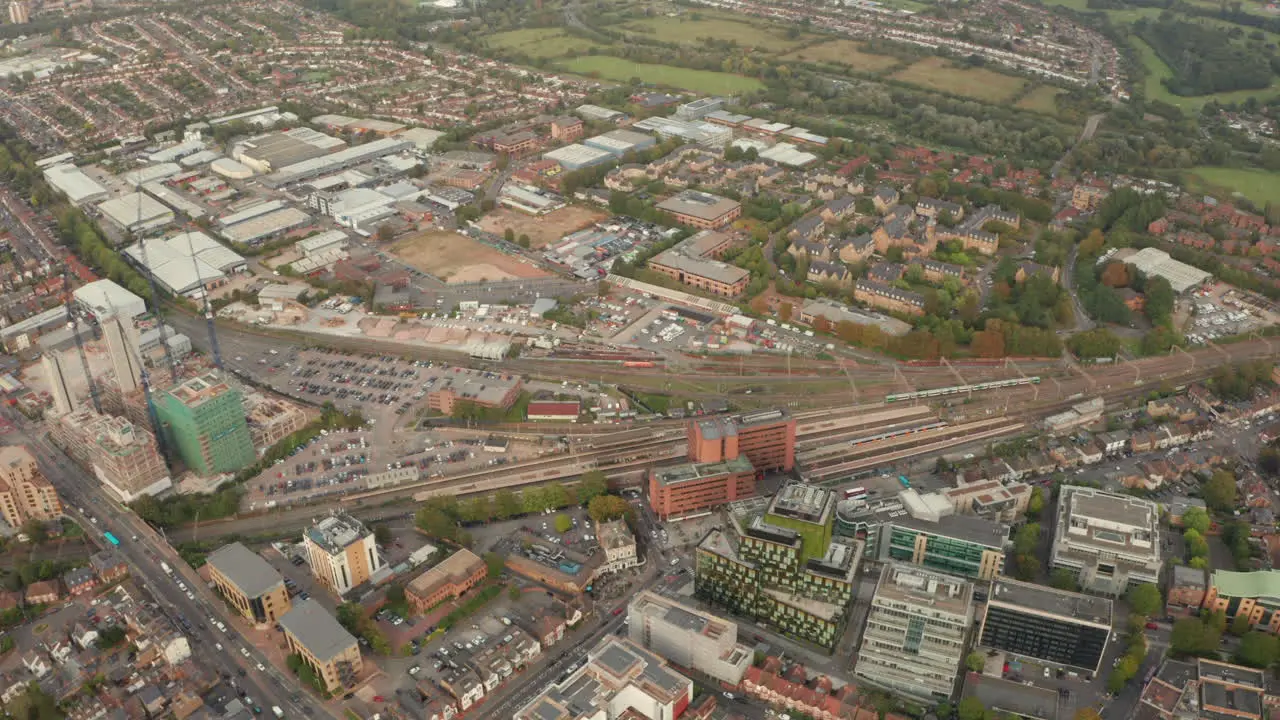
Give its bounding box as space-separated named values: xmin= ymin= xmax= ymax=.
xmin=73 ymin=279 xmax=147 ymax=321
xmin=43 ymin=164 xmax=109 ymax=205
xmin=1122 ymin=248 xmax=1212 ymax=293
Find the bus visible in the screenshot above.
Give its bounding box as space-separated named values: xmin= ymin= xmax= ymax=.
xmin=103 ymin=532 xmax=119 ymax=546
xmin=844 ymin=487 xmax=868 ymax=502
xmin=898 ymin=475 xmax=911 ymax=489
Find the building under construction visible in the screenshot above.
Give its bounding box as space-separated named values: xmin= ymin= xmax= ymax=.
xmin=244 ymin=393 xmax=310 ymax=448
xmin=51 ymin=408 xmax=171 ymax=502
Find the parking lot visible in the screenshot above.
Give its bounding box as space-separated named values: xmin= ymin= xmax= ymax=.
xmin=1183 ymin=283 xmax=1277 ymax=346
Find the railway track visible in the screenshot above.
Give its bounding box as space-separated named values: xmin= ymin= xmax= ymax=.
xmin=801 ymin=417 xmax=1022 ymax=477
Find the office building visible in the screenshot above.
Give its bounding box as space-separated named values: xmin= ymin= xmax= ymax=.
xmin=102 ymin=315 xmax=141 ymax=394
xmin=978 ymin=577 xmax=1113 ymax=674
xmin=406 ymin=548 xmax=487 ymax=614
xmin=206 ymin=542 xmax=292 ymax=624
xmin=647 ymin=229 xmax=749 ymax=297
xmin=1051 ymin=486 xmax=1161 ymax=596
xmin=656 ymin=190 xmax=742 ymax=230
xmin=1202 ymin=569 xmax=1280 ymax=633
xmin=855 ymin=564 xmax=974 ymax=703
xmin=597 ymin=519 xmax=639 ymax=573
xmin=627 ymin=590 xmax=752 ymax=686
xmin=515 ymin=636 xmax=692 ymax=720
xmin=304 ymin=512 xmax=384 ymax=596
xmin=155 ymin=372 xmax=254 ymax=476
xmin=648 ymin=453 xmax=755 ymax=521
xmin=696 ymin=485 xmax=862 ymax=649
xmin=688 ymin=409 xmax=796 ymax=473
xmin=0 ymin=446 xmax=62 ymax=529
xmin=941 ymin=479 xmax=1032 ymax=524
xmin=42 ymin=352 xmax=74 ymax=417
xmin=52 ymin=409 xmax=171 ymax=502
xmin=8 ymin=1 xmax=29 ymax=25
xmin=279 ymin=598 xmax=362 ymax=693
xmin=836 ymin=489 xmax=1010 ymax=580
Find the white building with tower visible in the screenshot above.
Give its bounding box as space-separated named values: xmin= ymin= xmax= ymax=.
xmin=102 ymin=316 xmax=142 ymax=395
xmin=42 ymin=352 xmax=74 ymax=416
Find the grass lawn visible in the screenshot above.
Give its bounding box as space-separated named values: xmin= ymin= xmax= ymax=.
xmin=488 ymin=27 xmax=607 ymax=58
xmin=558 ymin=56 xmax=764 ymax=94
xmin=779 ymin=39 xmax=903 ymax=72
xmin=1133 ymin=36 xmax=1278 ymax=110
xmin=1188 ymin=167 xmax=1280 ymax=207
xmin=891 ymin=56 xmax=1025 ymax=103
xmin=613 ymin=14 xmax=814 ymax=53
xmin=1016 ymin=86 xmax=1066 ymax=115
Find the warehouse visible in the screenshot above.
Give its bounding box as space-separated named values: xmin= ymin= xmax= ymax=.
xmin=43 ymin=164 xmax=109 ymax=206
xmin=124 ymin=237 xmax=226 ymax=298
xmin=219 ymin=207 xmax=312 ymax=246
xmin=631 ymin=117 xmax=731 ymax=147
xmin=583 ymin=130 xmax=656 ymax=158
xmin=499 ymin=184 xmax=565 ymax=215
xmin=97 ymin=193 xmax=175 ymax=235
xmin=263 ymin=138 xmax=414 ymax=188
xmin=1112 ymin=247 xmax=1211 ymax=294
xmin=218 ymin=200 xmax=286 ymax=228
xmin=296 ymin=230 xmax=349 ymax=257
xmin=233 ymin=128 xmax=346 ymax=175
xmin=167 ymin=231 xmax=247 ymax=274
xmin=759 ymin=143 xmax=818 ymax=168
xmin=121 ymin=163 xmax=183 ymax=187
xmin=210 ymin=158 xmax=254 ymax=180
xmin=142 ymin=182 xmax=207 ymax=219
xmin=400 ymin=128 xmax=445 ymax=153
xmin=73 ymin=279 xmax=147 ymax=321
xmin=543 ymin=143 xmax=614 ymax=171
xmin=576 ymin=104 xmax=627 ymax=123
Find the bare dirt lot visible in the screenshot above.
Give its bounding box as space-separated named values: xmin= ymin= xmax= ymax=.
xmin=390 ymin=230 xmax=552 ymax=284
xmin=476 ymin=205 xmax=607 ymax=248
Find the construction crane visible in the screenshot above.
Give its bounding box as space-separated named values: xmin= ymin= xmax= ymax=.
xmin=183 ymin=232 xmax=222 ymax=368
xmin=61 ymin=265 xmax=102 ymax=413
xmin=102 ymin=293 xmax=171 ymax=466
xmin=126 ymin=180 xmax=179 ymax=380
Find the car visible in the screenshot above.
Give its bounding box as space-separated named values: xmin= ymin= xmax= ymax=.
xmin=186 ymin=591 xmax=194 ymax=600
xmin=409 ymin=665 xmax=421 ymax=675
xmin=1145 ymin=621 xmax=1159 ymax=630
xmin=1043 ymin=667 xmax=1051 ymax=678
xmin=216 ymin=643 xmax=223 ymax=651
xmin=373 ymin=696 xmax=384 ymax=703
xmin=723 ymin=692 xmax=736 ymax=700
xmin=241 ymin=647 xmax=251 ymax=658
xmin=257 ymin=663 xmax=265 ymax=671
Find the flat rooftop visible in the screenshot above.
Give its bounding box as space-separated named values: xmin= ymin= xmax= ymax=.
xmin=875 ymin=563 xmax=973 ymax=618
xmin=767 ymin=483 xmax=833 ymax=525
xmin=306 ymin=513 xmax=369 ymax=555
xmin=206 ymin=542 xmax=283 ymax=598
xmin=989 ymin=577 xmax=1113 ymax=627
xmin=166 ymin=372 xmax=236 ymax=409
xmin=278 ymin=598 xmax=358 ymax=662
xmin=656 ymin=191 xmax=740 ymax=222
xmin=837 ymin=496 xmax=1010 ymax=549
xmin=653 ymin=453 xmax=753 ymax=487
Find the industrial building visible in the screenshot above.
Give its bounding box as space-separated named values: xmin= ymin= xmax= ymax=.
xmin=406 ymin=548 xmax=487 ymax=614
xmin=632 ymin=116 xmax=732 ymax=147
xmin=279 ymin=599 xmax=363 ymax=693
xmin=43 ymin=164 xmax=109 ymax=205
xmin=0 ymin=446 xmax=63 ymax=529
xmin=155 ymin=372 xmax=255 ymax=476
xmin=141 ymin=181 xmax=206 ymax=220
xmin=626 ymin=590 xmax=753 ymax=685
xmin=1051 ymin=486 xmax=1161 ymax=595
xmin=542 ymin=143 xmax=614 ymax=171
xmin=295 ymin=230 xmax=349 ymax=257
xmin=575 ymin=104 xmax=627 ymax=123
xmin=123 ymin=232 xmax=244 ymax=298
xmin=233 ymin=128 xmax=346 ymax=174
xmin=515 ymin=636 xmax=691 ymax=720
xmin=121 ymin=163 xmax=183 ymax=187
xmin=304 ymin=512 xmax=385 ymax=597
xmin=656 ymin=191 xmax=742 ymax=230
xmin=835 ymin=489 xmax=1011 ymax=580
xmin=1109 ymin=247 xmax=1212 ymax=294
xmin=97 ymin=192 xmax=175 ymax=235
xmin=855 ymin=563 xmax=974 ymax=703
xmin=51 ymin=409 xmax=171 ymax=502
xmin=263 ymin=137 xmax=414 ymax=187
xmin=498 ymin=183 xmax=565 ymax=215
xmin=583 ymin=130 xmax=656 ymax=157
xmin=72 ymin=279 xmax=147 ymax=322
xmin=978 ymin=577 xmax=1113 ymax=674
xmin=695 ymin=484 xmax=862 ymax=649
xmin=205 ymin=542 xmax=292 ymax=624
xmin=218 ymin=206 xmax=312 ymax=247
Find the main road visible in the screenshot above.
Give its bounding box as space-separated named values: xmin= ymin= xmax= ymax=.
xmin=0 ymin=406 xmax=331 ymax=719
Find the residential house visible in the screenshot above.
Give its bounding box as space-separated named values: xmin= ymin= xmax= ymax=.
xmin=873 ymin=186 xmax=900 ymax=213
xmin=835 ymin=234 xmax=875 ymax=264
xmin=915 ymin=197 xmax=963 ymax=221
xmin=25 ymin=579 xmax=62 ymax=605
xmin=821 ymin=195 xmax=857 ymax=223
xmin=854 ymin=280 xmax=924 ymax=316
xmin=789 ymin=238 xmax=831 ymax=263
xmin=90 ymin=550 xmax=128 ymax=584
xmin=62 ymin=567 xmax=97 ymax=597
xmin=808 ymin=261 xmax=852 ymax=288
xmin=787 ymin=215 xmax=826 ymax=244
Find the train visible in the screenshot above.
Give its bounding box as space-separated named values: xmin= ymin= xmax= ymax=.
xmin=884 ymin=376 xmax=1041 ymax=403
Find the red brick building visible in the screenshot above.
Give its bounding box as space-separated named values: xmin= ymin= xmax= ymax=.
xmin=406 ymin=549 xmax=487 ymax=614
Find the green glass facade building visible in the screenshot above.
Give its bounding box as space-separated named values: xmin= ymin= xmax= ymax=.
xmin=156 ymin=372 xmax=255 ymax=476
xmin=836 ymin=496 xmax=1009 ymax=580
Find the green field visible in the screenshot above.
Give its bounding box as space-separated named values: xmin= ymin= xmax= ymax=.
xmin=1016 ymin=86 xmax=1066 ymax=115
xmin=558 ymin=56 xmax=765 ymax=94
xmin=613 ymin=14 xmax=815 ymax=53
xmin=1188 ymin=167 xmax=1280 ymax=207
xmin=1134 ymin=36 xmax=1277 ymax=110
xmin=487 ymin=27 xmax=607 ymax=58
xmin=891 ymin=56 xmax=1026 ymax=103
xmin=779 ymin=39 xmax=903 ymax=72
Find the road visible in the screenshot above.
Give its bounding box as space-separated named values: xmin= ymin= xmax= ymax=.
xmin=0 ymin=406 xmax=331 ymax=720
xmin=1060 ymin=245 xmax=1095 ymax=333
xmin=1051 ymin=112 xmax=1106 ymax=179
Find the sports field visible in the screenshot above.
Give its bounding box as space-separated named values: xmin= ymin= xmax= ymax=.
xmin=1016 ymin=86 xmax=1066 ymax=115
xmin=487 ymin=27 xmax=606 ymax=59
xmin=558 ymin=56 xmax=764 ymax=94
xmin=476 ymin=206 xmax=608 ymax=249
xmin=779 ymin=40 xmax=902 ymax=72
xmin=390 ymin=231 xmax=551 ymax=284
xmin=1188 ymin=167 xmax=1280 ymax=207
xmin=613 ymin=14 xmax=814 ymax=53
xmin=891 ymin=57 xmax=1025 ymax=103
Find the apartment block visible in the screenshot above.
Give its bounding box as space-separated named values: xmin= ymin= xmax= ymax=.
xmin=1051 ymin=486 xmax=1161 ymax=595
xmin=52 ymin=408 xmax=171 ymax=502
xmin=978 ymin=577 xmax=1113 ymax=674
xmin=656 ymin=190 xmax=742 ymax=230
xmin=155 ymin=372 xmax=254 ymax=476
xmin=627 ymin=590 xmax=753 ymax=685
xmin=855 ymin=564 xmax=973 ymax=703
xmin=206 ymin=542 xmax=292 ymax=624
xmin=515 ymin=636 xmax=692 ymax=720
xmin=304 ymin=512 xmax=384 ymax=596
xmin=854 ymin=279 xmax=925 ymax=316
xmin=1202 ymin=569 xmax=1280 ymax=633
xmin=406 ymin=549 xmax=487 ymax=614
xmin=279 ymin=598 xmax=362 ymax=693
xmin=647 ymin=229 xmax=749 ymax=297
xmin=0 ymin=446 xmax=62 ymax=529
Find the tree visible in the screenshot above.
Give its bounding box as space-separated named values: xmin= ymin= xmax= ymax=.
xmin=1170 ymin=616 xmax=1221 ymax=657
xmin=1181 ymin=507 xmax=1210 ymax=535
xmin=508 ymin=585 xmax=521 ymax=601
xmin=483 ymin=552 xmax=506 ymax=577
xmin=554 ymin=514 xmax=572 ymax=534
xmin=1013 ymin=523 xmax=1041 ymax=554
xmin=20 ymin=519 xmax=46 ymax=545
xmin=958 ymin=697 xmax=987 ymax=720
xmin=1229 ymin=613 xmax=1253 ymax=637
xmin=503 ymin=227 xmax=515 ymax=243
xmin=96 ymin=625 xmax=127 ymax=649
xmin=1050 ymin=568 xmax=1079 ymax=591
xmin=965 ymin=651 xmax=986 ymax=673
xmin=1127 ymin=584 xmax=1163 ymax=617
xmin=1203 ymin=469 xmax=1237 ymax=512
xmin=1235 ymin=631 xmax=1280 ymax=668
xmin=494 ymin=490 xmax=521 ymax=520
xmin=1184 ymin=528 xmax=1209 ymax=559
xmin=373 ymin=524 xmax=393 ymax=546
xmin=1027 ymin=487 xmax=1045 ymax=519
xmin=1144 ymin=276 xmax=1174 ymax=326
xmin=588 ymin=495 xmax=631 ymax=524
xmin=577 ymin=471 xmax=609 ymax=505
xmin=376 ymin=223 xmax=396 ymax=242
